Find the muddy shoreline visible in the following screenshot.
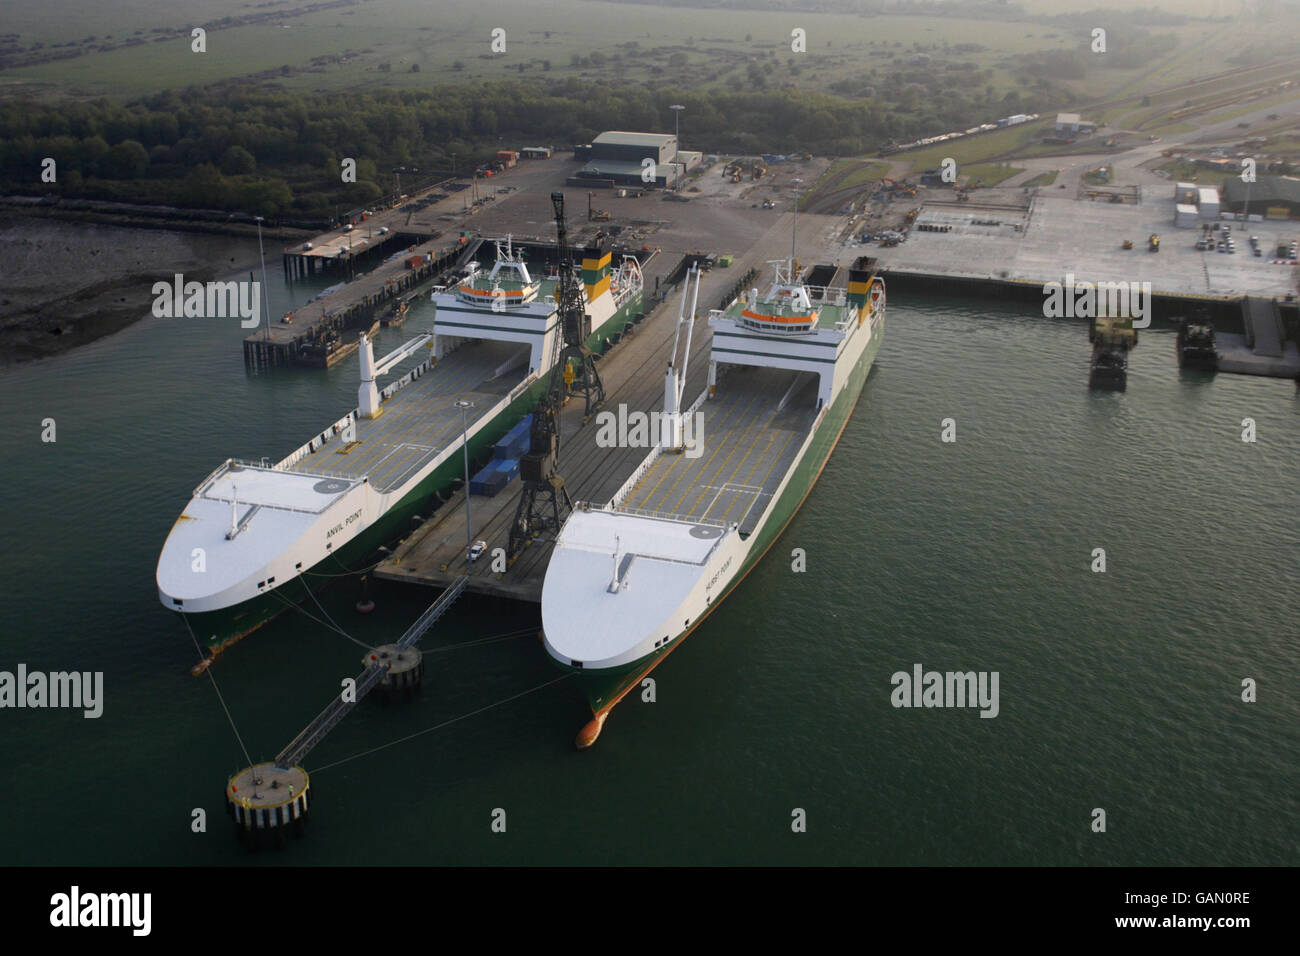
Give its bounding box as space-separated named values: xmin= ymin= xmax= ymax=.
xmin=0 ymin=215 xmax=310 ymax=366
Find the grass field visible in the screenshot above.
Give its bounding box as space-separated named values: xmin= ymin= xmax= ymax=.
xmin=1157 ymin=160 xmax=1236 ymax=190
xmin=902 ymin=121 xmax=1048 ymax=173
xmin=1023 ymin=170 xmax=1059 ymax=187
xmin=3 ymin=0 xmax=1291 ymax=107
xmin=959 ymin=162 xmax=1024 ymax=187
xmin=0 ymin=0 xmax=1069 ymax=100
xmin=815 ymin=159 xmax=889 ymax=190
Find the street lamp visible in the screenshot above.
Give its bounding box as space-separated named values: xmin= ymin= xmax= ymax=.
xmin=790 ymin=178 xmax=803 ymax=270
xmin=455 ymin=400 xmax=474 ymax=569
xmin=670 ymin=104 xmax=685 ymax=189
xmin=255 ymin=215 xmax=272 ymax=340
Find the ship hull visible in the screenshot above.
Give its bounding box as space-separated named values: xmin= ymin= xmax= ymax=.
xmin=173 ymin=291 xmax=642 ymax=654
xmin=569 ymin=314 xmax=883 ymax=716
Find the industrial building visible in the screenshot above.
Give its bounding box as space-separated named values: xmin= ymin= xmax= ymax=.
xmin=1221 ymin=175 xmax=1300 ymax=219
xmin=574 ymin=131 xmax=694 ymax=188
xmin=1054 ymin=113 xmax=1096 ymax=138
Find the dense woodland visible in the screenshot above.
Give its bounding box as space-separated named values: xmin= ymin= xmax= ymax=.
xmin=0 ymin=75 xmax=1065 ymax=220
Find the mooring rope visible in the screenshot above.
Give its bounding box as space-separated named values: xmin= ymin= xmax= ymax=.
xmin=303 ymin=551 xmax=390 ymax=578
xmin=423 ymin=627 xmax=537 ymax=653
xmin=263 ymin=585 xmax=374 ymax=653
xmin=182 ymin=614 xmax=256 ymax=771
xmin=309 ymin=672 xmax=574 ymax=774
xmin=301 ymin=577 xmax=375 ymax=652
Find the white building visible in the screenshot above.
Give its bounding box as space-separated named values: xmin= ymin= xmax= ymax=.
xmin=1197 ymin=186 xmax=1220 ymax=220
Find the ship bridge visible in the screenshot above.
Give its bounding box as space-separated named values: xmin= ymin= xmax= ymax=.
xmin=708 ymin=258 xmax=881 ymax=409
xmin=454 ymin=237 xmax=541 ymax=311
xmin=433 ymin=237 xmax=562 ymax=373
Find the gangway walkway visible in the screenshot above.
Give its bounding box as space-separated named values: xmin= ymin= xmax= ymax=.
xmin=274 ymin=574 xmax=468 ymax=769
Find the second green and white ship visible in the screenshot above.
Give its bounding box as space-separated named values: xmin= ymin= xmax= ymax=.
xmin=541 ymin=256 xmax=885 ymax=746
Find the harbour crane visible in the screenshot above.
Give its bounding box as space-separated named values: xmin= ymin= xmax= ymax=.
xmin=505 ymin=192 xmax=601 ymax=559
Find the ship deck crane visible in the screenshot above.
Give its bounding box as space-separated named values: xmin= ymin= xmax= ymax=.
xmin=357 ymin=330 xmax=434 ymax=419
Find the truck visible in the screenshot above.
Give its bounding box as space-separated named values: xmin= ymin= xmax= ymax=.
xmin=1148 ymin=234 xmax=1160 ymax=252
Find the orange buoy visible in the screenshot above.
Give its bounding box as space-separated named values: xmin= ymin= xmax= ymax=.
xmin=575 ymin=712 xmax=608 ymax=750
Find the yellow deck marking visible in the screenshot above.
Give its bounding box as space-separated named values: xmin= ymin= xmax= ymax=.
xmin=636 ymin=385 xmax=762 ymax=514
xmin=665 ymin=386 xmax=769 ymax=517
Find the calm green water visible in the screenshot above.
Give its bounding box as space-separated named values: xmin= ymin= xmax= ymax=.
xmin=0 ymin=251 xmax=1296 ymax=866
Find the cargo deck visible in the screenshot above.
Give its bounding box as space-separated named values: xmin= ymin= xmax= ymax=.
xmin=374 ymin=208 xmax=849 ymax=601
xmin=620 ymin=367 xmax=818 ymax=533
xmin=287 ymin=339 xmax=529 ymax=493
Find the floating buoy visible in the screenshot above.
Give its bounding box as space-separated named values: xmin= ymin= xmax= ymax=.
xmin=226 ymin=763 xmax=310 ymax=849
xmin=575 ymin=712 xmax=608 ymax=750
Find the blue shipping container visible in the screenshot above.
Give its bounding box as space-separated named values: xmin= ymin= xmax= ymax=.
xmin=494 ymin=416 xmax=533 ymax=459
xmin=494 ymin=457 xmax=520 ymax=483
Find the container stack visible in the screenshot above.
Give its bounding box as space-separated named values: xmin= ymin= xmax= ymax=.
xmin=470 ymin=416 xmax=532 ymax=496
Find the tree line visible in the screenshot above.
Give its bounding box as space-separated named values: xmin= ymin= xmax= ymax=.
xmin=0 ymin=77 xmax=1056 ymax=219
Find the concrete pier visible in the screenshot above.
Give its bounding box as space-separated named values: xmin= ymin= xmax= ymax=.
xmin=1218 ymin=297 xmax=1300 ymax=376
xmin=245 ymin=239 xmax=471 ymax=368
xmin=373 ymin=211 xmax=838 ymax=602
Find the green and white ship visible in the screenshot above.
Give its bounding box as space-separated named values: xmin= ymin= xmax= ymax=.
xmin=157 ymin=237 xmax=642 ymax=656
xmin=541 ymin=256 xmax=884 ymax=746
